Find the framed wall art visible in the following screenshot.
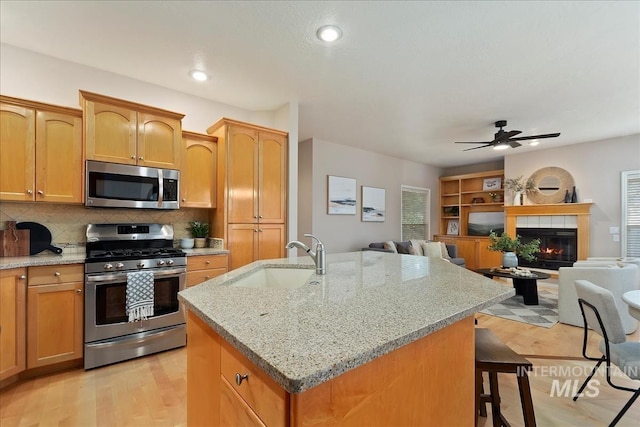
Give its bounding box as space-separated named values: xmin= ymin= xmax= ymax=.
xmin=446 ymin=219 xmax=460 ymax=235
xmin=361 ymin=186 xmax=385 ymax=222
xmin=482 ymin=177 xmax=502 ymax=191
xmin=327 ymin=175 xmax=356 ymax=215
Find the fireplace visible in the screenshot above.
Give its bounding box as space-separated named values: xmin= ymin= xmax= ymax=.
xmin=517 ymin=228 xmax=577 ymax=270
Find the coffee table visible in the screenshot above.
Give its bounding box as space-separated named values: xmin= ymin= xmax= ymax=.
xmin=476 ymin=268 xmax=551 ymax=305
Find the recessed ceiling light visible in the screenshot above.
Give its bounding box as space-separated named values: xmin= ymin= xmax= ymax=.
xmin=317 ymin=25 xmax=342 ymax=42
xmin=493 ymin=144 xmax=509 ymax=151
xmin=190 ymin=70 xmax=209 ymax=81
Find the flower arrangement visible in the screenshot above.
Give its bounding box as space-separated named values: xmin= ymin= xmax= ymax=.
xmin=487 ymin=231 xmax=541 ymax=262
xmin=187 ymin=221 xmax=209 ymax=238
xmin=504 ymin=176 xmax=537 ymax=194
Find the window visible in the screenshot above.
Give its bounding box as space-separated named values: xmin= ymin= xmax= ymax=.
xmin=622 ymin=170 xmax=640 ymax=257
xmin=401 ymin=186 xmax=430 ymax=240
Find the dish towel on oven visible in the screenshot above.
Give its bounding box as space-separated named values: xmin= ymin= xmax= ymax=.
xmin=126 ymin=271 xmax=154 ymax=322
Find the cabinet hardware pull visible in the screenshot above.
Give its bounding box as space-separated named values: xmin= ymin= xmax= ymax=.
xmin=205 ymin=276 xmax=210 ymax=279
xmin=19 ymin=275 xmax=26 ymax=280
xmin=26 ymin=189 xmax=33 ymax=195
xmin=37 ymin=190 xmax=44 ymax=195
xmin=182 ymin=198 xmax=186 ymax=202
xmin=76 ymin=289 xmax=82 ymax=294
xmin=130 ymin=155 xmax=136 ymax=159
xmin=254 ymin=229 xmax=258 ymax=232
xmin=259 ymin=215 xmax=263 ymax=218
xmin=54 ymin=272 xmax=61 ymax=277
xmin=235 ymin=373 xmax=249 ymax=386
xmin=259 ymin=229 xmax=263 ymax=232
xmin=139 ymin=156 xmax=144 ymax=160
xmin=205 ymin=260 xmax=210 ymax=264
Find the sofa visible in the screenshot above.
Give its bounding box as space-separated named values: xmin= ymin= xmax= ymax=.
xmin=363 ymin=240 xmax=466 ymax=268
xmin=558 ymin=262 xmax=639 ymax=333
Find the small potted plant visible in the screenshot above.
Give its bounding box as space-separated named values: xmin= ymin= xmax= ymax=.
xmin=487 ymin=231 xmax=541 ymax=268
xmin=187 ymin=221 xmax=210 ymax=248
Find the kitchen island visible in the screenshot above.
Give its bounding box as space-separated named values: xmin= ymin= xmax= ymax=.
xmin=178 ymin=251 xmax=514 ymax=426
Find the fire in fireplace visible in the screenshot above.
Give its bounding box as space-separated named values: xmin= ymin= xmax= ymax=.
xmin=517 ymin=228 xmax=577 ymax=270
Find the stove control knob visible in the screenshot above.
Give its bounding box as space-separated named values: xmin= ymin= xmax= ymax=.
xmin=116 ymin=263 xmax=125 ymax=269
xmin=137 ymin=262 xmax=145 ymax=268
xmin=104 ymin=264 xmax=113 ymax=270
xmin=157 ymin=260 xmax=166 ymax=266
xmin=167 ymin=259 xmax=174 ymax=266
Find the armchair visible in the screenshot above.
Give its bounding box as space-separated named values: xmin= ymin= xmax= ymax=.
xmin=558 ymin=263 xmax=639 ymax=333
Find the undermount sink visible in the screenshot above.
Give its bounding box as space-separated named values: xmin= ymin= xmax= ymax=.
xmin=229 ymin=267 xmax=315 ymax=289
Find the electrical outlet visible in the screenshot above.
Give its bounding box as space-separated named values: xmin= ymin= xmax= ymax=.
xmin=609 ymin=226 xmax=620 ymax=234
xmin=613 ymin=234 xmax=620 ymax=242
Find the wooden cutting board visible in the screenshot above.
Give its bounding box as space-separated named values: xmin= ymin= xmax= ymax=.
xmin=0 ymin=221 xmax=30 ymax=257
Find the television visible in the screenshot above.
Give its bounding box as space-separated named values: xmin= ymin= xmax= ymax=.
xmin=468 ymin=212 xmax=505 ymax=236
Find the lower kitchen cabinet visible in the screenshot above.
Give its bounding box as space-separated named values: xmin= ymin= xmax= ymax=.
xmin=27 ymin=264 xmax=84 ymax=368
xmin=186 ymin=254 xmax=228 ymax=287
xmin=227 ymin=224 xmax=285 ymax=271
xmin=0 ymin=268 xmax=26 ymax=381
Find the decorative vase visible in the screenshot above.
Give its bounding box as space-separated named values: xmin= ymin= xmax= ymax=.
xmin=564 ymin=189 xmax=571 ymax=203
xmin=194 ymin=237 xmax=207 ymax=248
xmin=502 ymin=252 xmax=518 ymax=268
xmin=180 ymin=238 xmax=195 ymax=249
xmin=513 ymin=191 xmax=522 ymax=206
xmin=570 ymin=186 xmax=577 ymax=203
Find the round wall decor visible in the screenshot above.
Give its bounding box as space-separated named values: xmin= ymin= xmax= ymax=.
xmin=527 ymin=167 xmax=574 ymax=204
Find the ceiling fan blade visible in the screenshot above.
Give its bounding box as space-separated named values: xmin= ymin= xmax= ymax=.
xmin=496 ymin=130 xmax=521 ymax=142
xmin=508 ymin=132 xmax=561 ymax=142
xmin=463 ymin=145 xmax=491 ymax=151
xmin=455 ymin=141 xmax=493 ymax=144
xmin=508 ymin=141 xmax=522 ymax=148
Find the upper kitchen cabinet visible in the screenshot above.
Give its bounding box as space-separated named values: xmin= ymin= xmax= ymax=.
xmin=80 ymin=91 xmax=184 ymax=170
xmin=207 ymin=118 xmax=287 ymax=268
xmin=0 ymin=96 xmax=83 ymax=204
xmin=181 ymin=131 xmax=218 ymax=208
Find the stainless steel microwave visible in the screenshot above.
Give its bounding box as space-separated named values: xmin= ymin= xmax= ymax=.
xmin=85 ymin=160 xmax=180 ymax=209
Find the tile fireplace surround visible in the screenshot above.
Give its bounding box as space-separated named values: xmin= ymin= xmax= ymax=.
xmin=505 ymin=203 xmax=593 ymax=261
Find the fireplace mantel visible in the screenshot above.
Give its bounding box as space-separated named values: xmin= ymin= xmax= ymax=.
xmin=505 ymin=203 xmax=593 ymax=260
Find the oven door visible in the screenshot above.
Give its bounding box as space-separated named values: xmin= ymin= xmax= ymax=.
xmin=85 ymin=267 xmax=186 ymax=343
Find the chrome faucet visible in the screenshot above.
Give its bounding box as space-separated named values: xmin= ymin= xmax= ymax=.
xmin=286 ymin=233 xmax=326 ymax=275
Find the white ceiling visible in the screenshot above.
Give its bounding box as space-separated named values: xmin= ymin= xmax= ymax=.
xmin=1 ymin=1 xmax=638 ymax=167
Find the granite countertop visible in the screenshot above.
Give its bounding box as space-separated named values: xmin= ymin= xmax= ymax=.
xmin=0 ymin=247 xmax=229 ymax=270
xmin=178 ymin=251 xmax=514 ymax=394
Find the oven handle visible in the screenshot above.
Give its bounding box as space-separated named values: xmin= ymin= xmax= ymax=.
xmin=86 ymin=268 xmax=186 ymax=283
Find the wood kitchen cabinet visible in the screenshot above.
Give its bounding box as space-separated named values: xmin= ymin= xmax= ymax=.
xmin=186 ymin=254 xmax=228 ymax=287
xmin=0 ymin=268 xmax=26 ymax=381
xmin=435 ymin=235 xmax=502 ymax=270
xmin=27 ymin=265 xmax=84 ymax=368
xmin=181 ymin=131 xmax=217 ymax=208
xmin=227 ymin=224 xmax=285 ymax=271
xmin=0 ymin=96 xmax=83 ymax=203
xmin=207 ymin=118 xmax=288 ymax=270
xmin=80 ymin=90 xmax=184 ymax=169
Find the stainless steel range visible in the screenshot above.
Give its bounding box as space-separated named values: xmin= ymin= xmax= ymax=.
xmin=84 ymin=223 xmax=186 ymax=369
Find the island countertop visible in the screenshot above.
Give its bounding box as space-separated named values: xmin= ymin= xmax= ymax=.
xmin=178 ymin=251 xmax=514 ymax=394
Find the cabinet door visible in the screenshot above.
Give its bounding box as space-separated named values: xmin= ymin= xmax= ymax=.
xmin=258 ymin=132 xmax=287 ymax=224
xmin=0 ymin=268 xmax=26 ymax=381
xmin=137 ymin=112 xmax=182 ymax=169
xmin=228 ymin=224 xmax=258 ymax=271
xmin=220 ymin=377 xmax=267 ymax=427
xmin=27 ymin=281 xmax=84 ymax=368
xmin=182 ymin=134 xmax=216 ymax=208
xmin=35 ymin=110 xmax=83 ymax=203
xmin=258 ymin=224 xmax=285 ymax=261
xmin=0 ymin=103 xmax=35 ymax=201
xmin=455 ymin=239 xmax=480 ymax=270
xmin=228 ymin=126 xmax=259 ymax=224
xmin=85 ymin=101 xmax=137 ymax=164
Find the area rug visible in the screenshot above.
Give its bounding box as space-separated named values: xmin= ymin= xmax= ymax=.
xmin=480 ymin=289 xmax=558 ymax=328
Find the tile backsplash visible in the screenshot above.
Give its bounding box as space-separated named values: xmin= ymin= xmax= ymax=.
xmin=0 ymin=202 xmax=209 ymax=249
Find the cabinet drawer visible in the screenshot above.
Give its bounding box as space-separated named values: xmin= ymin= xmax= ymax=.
xmin=186 ymin=268 xmax=227 ymax=287
xmin=220 ymin=375 xmax=266 ymax=427
xmin=187 ymin=254 xmax=228 ymax=271
xmin=220 ymin=342 xmax=287 ymax=427
xmin=28 ymin=265 xmax=84 ymax=286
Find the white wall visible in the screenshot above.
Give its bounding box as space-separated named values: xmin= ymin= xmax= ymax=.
xmin=505 ymin=134 xmax=640 ymax=257
xmin=298 ymin=138 xmax=442 ymax=253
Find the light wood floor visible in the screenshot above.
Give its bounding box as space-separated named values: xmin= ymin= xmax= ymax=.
xmin=1 ymin=282 xmax=638 ymax=426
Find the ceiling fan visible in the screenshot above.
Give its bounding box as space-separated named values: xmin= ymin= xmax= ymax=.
xmin=455 ymin=120 xmax=561 ymax=151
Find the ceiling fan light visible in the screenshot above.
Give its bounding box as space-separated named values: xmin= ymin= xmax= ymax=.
xmin=493 ymin=144 xmax=509 ymax=151
xmin=528 ymin=140 xmax=540 ymax=146
xmin=190 ymin=70 xmax=209 ymax=81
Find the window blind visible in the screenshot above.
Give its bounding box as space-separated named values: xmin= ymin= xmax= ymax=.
xmin=622 ymin=170 xmax=640 ymax=257
xmin=401 ymin=186 xmax=430 ymax=240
